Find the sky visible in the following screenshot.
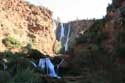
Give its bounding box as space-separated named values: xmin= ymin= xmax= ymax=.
xmin=25 ymin=0 xmax=112 ymax=22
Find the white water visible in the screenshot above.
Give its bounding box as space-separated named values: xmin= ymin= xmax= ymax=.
xmin=60 ymin=23 xmax=65 ymax=41
xmin=30 ymin=58 xmax=61 ymax=79
xmin=0 ymin=61 xmax=7 ymax=70
xmin=64 ymin=23 xmax=71 ymax=52
xmin=38 ymin=58 xmax=61 ymax=79
xmin=30 ymin=61 xmax=37 ymax=68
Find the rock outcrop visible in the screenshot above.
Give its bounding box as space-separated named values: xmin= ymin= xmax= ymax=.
xmin=74 ymin=0 xmax=124 ymax=56
xmin=68 ymin=20 xmax=94 ymax=48
xmin=55 ymin=20 xmax=94 ymax=53
xmin=0 ymin=0 xmax=56 ymax=55
xmin=70 ymin=0 xmax=125 ymax=82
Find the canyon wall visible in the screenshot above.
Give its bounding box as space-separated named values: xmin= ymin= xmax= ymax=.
xmin=55 ymin=20 xmax=94 ymax=53
xmin=0 ymin=0 xmax=56 ymax=55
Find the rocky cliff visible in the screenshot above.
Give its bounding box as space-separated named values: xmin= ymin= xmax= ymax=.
xmin=74 ymin=0 xmax=124 ymax=58
xmin=70 ymin=0 xmax=125 ymax=82
xmin=55 ymin=20 xmax=94 ymax=53
xmin=0 ymin=0 xmax=56 ymax=55
xmin=68 ymin=20 xmax=94 ymax=48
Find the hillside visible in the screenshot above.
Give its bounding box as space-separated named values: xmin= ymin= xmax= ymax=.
xmin=0 ymin=0 xmax=56 ymax=55
xmin=69 ymin=0 xmax=125 ymax=83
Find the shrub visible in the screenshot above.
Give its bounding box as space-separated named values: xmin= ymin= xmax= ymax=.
xmin=115 ymin=46 xmax=125 ymax=56
xmin=2 ymin=36 xmax=21 ymax=48
xmin=120 ymin=7 xmax=125 ymax=17
xmin=11 ymin=68 xmax=35 ymax=83
xmin=53 ymin=41 xmax=63 ymax=54
xmin=76 ymin=19 xmax=106 ymax=45
xmin=0 ymin=71 xmax=10 ymax=83
xmin=88 ymin=44 xmax=100 ymax=52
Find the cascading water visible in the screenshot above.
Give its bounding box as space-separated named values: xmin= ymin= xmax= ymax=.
xmin=58 ymin=22 xmax=71 ymax=52
xmin=38 ymin=58 xmax=61 ymax=79
xmin=60 ymin=23 xmax=65 ymax=41
xmin=64 ymin=23 xmax=71 ymax=52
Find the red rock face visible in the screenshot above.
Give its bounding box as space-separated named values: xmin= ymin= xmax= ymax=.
xmin=65 ymin=20 xmax=94 ymax=49
xmin=70 ymin=20 xmax=94 ymax=36
xmin=0 ymin=0 xmax=56 ymax=55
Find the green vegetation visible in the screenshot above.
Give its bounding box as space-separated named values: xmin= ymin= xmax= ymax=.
xmin=72 ymin=7 xmax=125 ymax=82
xmin=0 ymin=51 xmax=65 ymax=83
xmin=76 ymin=19 xmax=107 ymax=53
xmin=2 ymin=36 xmax=21 ymax=48
xmin=120 ymin=7 xmax=125 ymax=17
xmin=11 ymin=68 xmax=45 ymax=83
xmin=53 ymin=41 xmax=63 ymax=54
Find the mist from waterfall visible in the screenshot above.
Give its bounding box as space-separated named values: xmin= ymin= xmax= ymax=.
xmin=60 ymin=23 xmax=65 ymax=41
xmin=64 ymin=23 xmax=71 ymax=52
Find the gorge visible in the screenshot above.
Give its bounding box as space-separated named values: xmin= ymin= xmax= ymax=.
xmin=0 ymin=0 xmax=125 ymax=83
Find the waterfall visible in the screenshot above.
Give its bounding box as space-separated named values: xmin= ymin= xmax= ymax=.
xmin=38 ymin=58 xmax=61 ymax=79
xmin=60 ymin=23 xmax=65 ymax=41
xmin=0 ymin=61 xmax=7 ymax=70
xmin=58 ymin=22 xmax=71 ymax=52
xmin=64 ymin=23 xmax=71 ymax=52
